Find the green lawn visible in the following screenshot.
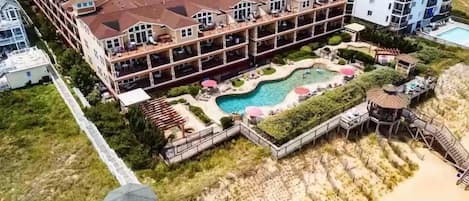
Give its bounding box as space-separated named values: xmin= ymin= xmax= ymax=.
xmin=137 ymin=138 xmax=268 ymax=201
xmin=0 ymin=84 xmax=117 ymax=201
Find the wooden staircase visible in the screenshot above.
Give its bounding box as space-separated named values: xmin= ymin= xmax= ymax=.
xmin=403 ymin=109 xmax=469 ymax=188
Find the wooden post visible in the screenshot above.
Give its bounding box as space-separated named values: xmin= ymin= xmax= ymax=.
xmin=394 ymin=121 xmax=401 ymax=135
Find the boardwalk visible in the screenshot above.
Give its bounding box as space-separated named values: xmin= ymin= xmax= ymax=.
xmin=48 ymin=66 xmax=139 ymax=185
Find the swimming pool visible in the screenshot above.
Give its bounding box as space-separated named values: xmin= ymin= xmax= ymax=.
xmin=437 ymin=27 xmax=469 ymax=47
xmin=216 ymin=68 xmax=337 ymax=114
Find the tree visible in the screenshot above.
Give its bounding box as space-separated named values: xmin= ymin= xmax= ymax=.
xmin=86 ymin=88 xmax=101 ymax=105
xmin=127 ymin=106 xmax=167 ymax=152
xmin=69 ymin=63 xmax=97 ymax=96
xmin=58 ymin=49 xmax=83 ymax=72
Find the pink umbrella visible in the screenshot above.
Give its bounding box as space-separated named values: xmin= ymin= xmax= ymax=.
xmin=294 ymin=87 xmax=310 ymax=95
xmin=201 ymin=80 xmax=217 ymax=88
xmin=245 ymin=106 xmax=263 ymax=117
xmin=340 ymin=68 xmax=355 ymax=76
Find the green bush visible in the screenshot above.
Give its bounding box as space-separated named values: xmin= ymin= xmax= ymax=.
xmin=360 ymin=29 xmax=420 ymax=53
xmin=338 ymin=59 xmax=346 ymax=65
xmin=340 ymin=32 xmax=352 ymax=42
xmin=220 ymin=116 xmax=234 ymax=129
xmin=308 ymin=42 xmax=323 ymax=50
xmin=300 ymin=45 xmax=313 ymax=53
xmin=258 ymin=68 xmax=403 ymax=143
xmin=338 ymin=48 xmax=375 ymax=64
xmin=328 ymin=35 xmax=342 ymax=45
xmin=231 ymin=79 xmax=244 ymax=87
xmin=189 ymin=105 xmax=212 ymax=124
xmin=167 ymin=84 xmax=201 ymax=97
xmin=364 ymin=64 xmax=377 ymax=72
xmin=262 ymin=67 xmax=276 ymax=75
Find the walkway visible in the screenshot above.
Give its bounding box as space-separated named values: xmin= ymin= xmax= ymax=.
xmin=48 ymin=66 xmax=140 ymax=185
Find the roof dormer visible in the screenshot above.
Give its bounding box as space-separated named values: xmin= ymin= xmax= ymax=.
xmin=73 ymin=0 xmax=96 ymax=16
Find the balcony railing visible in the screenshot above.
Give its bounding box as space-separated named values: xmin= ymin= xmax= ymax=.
xmin=296 ymin=31 xmax=312 ymax=41
xmin=226 ymin=51 xmax=245 ymax=63
xmin=258 ymin=28 xmax=275 ymax=38
xmin=201 ymin=57 xmax=223 ymax=70
xmin=314 ymin=25 xmax=325 ymax=35
xmin=257 ymin=43 xmax=275 ymax=54
xmin=315 ymin=13 xmax=327 ymax=22
xmin=153 ymin=71 xmax=173 ymax=85
xmin=200 ymin=42 xmax=223 ymax=54
xmin=174 ymin=65 xmax=198 ymax=78
xmin=278 ymin=21 xmax=295 ymax=32
xmin=172 ymin=47 xmax=197 ymax=62
xmin=328 ymin=9 xmax=344 ymax=18
xmin=115 ymin=62 xmax=148 ymax=77
xmin=297 ymin=17 xmax=314 ymax=27
xmin=326 ymin=23 xmax=342 ymax=32
xmin=277 ymin=37 xmax=294 ymax=47
xmin=150 ymin=54 xmax=170 ymax=68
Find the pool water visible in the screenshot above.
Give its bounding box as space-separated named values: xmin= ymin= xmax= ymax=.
xmin=437 ymin=27 xmax=469 ymax=47
xmin=216 ymin=68 xmax=337 ymax=114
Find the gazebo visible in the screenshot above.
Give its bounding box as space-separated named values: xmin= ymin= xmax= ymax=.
xmin=374 ymin=48 xmax=400 ymax=64
xmin=104 ymin=183 xmax=158 ymax=201
xmin=366 ymin=84 xmax=409 ymax=137
xmin=343 ymin=23 xmax=366 ymax=42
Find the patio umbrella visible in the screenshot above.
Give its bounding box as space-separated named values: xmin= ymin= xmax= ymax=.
xmin=201 ymin=79 xmax=217 ymax=88
xmin=245 ymin=106 xmax=263 ymax=117
xmin=294 ymin=87 xmax=310 ymax=95
xmin=340 ymin=67 xmax=356 ymax=76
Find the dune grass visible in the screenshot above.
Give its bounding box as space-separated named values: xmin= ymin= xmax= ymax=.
xmin=453 ymin=0 xmax=469 ymax=13
xmin=137 ymin=138 xmax=268 ymax=201
xmin=0 ymin=84 xmax=117 ymax=201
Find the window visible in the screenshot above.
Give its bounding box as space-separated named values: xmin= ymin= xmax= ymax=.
xmin=385 ymin=16 xmax=389 ymax=22
xmin=106 ymin=38 xmax=120 ymax=49
xmin=388 ymin=3 xmax=392 ymax=9
xmin=270 ymin=0 xmax=286 ymax=11
xmin=302 ymin=0 xmax=310 ymax=8
xmin=6 ymin=9 xmax=17 ymax=20
xmin=181 ymin=28 xmax=192 ymax=38
xmin=128 ymin=24 xmax=152 ymax=44
xmin=193 ymin=12 xmax=213 ymax=29
xmin=26 ymin=71 xmax=31 ymax=77
xmin=367 ymin=10 xmax=372 ymax=16
xmin=234 ymin=1 xmax=251 ymax=21
xmin=13 ymin=28 xmax=22 ymax=36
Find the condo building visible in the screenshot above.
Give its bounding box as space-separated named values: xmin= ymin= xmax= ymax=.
xmin=346 ymin=0 xmax=452 ymax=33
xmin=0 ymin=0 xmax=29 ymax=58
xmin=33 ymin=0 xmax=346 ymax=95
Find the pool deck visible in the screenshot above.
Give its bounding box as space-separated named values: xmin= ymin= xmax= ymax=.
xmin=422 ymin=20 xmax=469 ymax=48
xmin=167 ymin=58 xmax=361 ymax=123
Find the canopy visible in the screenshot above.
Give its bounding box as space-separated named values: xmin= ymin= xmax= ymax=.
xmin=344 ymin=23 xmax=366 ymax=32
xmin=104 ymin=183 xmax=158 ymax=201
xmin=294 ymin=87 xmax=310 ymax=95
xmin=245 ymin=106 xmax=263 ymax=117
xmin=201 ymin=80 xmax=217 ymax=88
xmin=367 ymin=85 xmax=409 ymax=109
xmin=340 ymin=68 xmax=356 ymax=76
xmin=117 ymin=88 xmax=151 ymax=107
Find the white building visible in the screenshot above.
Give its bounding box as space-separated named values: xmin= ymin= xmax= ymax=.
xmin=0 ymin=0 xmax=29 ymax=58
xmin=0 ymin=47 xmax=50 ymax=90
xmin=346 ymin=0 xmax=452 ymax=33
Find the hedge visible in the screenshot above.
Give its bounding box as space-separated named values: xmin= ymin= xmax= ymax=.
xmin=360 ymin=29 xmax=420 ymax=53
xmin=167 ymin=84 xmax=201 ymax=97
xmin=258 ymin=68 xmax=403 ymax=143
xmin=338 ymin=48 xmax=375 ymax=64
xmin=189 ymin=105 xmax=212 ymax=124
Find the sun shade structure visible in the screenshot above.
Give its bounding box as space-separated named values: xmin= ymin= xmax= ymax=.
xmin=117 ymin=88 xmax=151 ymax=107
xmin=339 ymin=67 xmax=355 ymax=76
xmin=245 ymin=106 xmax=263 ymax=117
xmin=139 ymin=97 xmax=185 ymax=130
xmin=104 ymin=183 xmax=157 ymax=201
xmin=294 ymin=87 xmax=310 ymax=95
xmin=201 ymin=79 xmax=217 ymax=88
xmin=366 ymin=85 xmax=409 ymax=109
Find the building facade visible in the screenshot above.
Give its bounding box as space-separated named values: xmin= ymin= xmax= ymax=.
xmin=33 ymin=0 xmax=346 ymax=95
xmin=346 ymin=0 xmax=452 ymax=33
xmin=0 ymin=0 xmax=29 ymax=58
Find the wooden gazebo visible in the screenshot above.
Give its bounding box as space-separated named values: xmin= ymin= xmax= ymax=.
xmin=374 ymin=48 xmax=400 ymax=63
xmin=366 ymin=84 xmax=409 ymax=137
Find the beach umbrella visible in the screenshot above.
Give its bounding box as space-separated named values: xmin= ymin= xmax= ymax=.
xmin=104 ymin=183 xmax=158 ymax=201
xmin=201 ymin=79 xmax=217 ymax=88
xmin=245 ymin=106 xmax=263 ymax=117
xmin=340 ymin=68 xmax=356 ymax=76
xmin=294 ymin=87 xmax=310 ymax=95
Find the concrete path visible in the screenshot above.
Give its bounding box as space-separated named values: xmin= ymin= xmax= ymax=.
xmin=48 ymin=66 xmax=140 ymax=185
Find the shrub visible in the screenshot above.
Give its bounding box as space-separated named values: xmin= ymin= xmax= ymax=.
xmin=262 ymin=67 xmax=276 ymax=75
xmin=86 ymin=88 xmax=101 ymax=105
xmin=328 ymin=35 xmax=342 ymax=45
xmin=189 ymin=105 xmax=212 ymax=124
xmin=286 ymin=50 xmax=316 ymax=61
xmin=364 ymin=64 xmax=377 ymax=72
xmin=308 ymin=42 xmax=322 ymax=50
xmin=272 ymin=55 xmax=286 ymax=65
xmin=338 ymin=49 xmax=375 ymax=64
xmin=231 ymin=79 xmax=244 ymax=87
xmin=220 ymin=116 xmax=234 ymax=129
xmin=360 ymin=29 xmax=420 ymax=53
xmin=338 ymin=59 xmax=346 ymax=65
xmin=340 ymin=32 xmax=352 ymax=42
xmin=300 ymin=45 xmax=313 ymax=53
xmin=258 ymin=68 xmax=403 ymax=143
xmin=167 ymin=84 xmax=201 ymax=97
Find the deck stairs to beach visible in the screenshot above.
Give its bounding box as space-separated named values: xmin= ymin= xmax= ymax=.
xmin=403 ymin=109 xmax=469 ymax=188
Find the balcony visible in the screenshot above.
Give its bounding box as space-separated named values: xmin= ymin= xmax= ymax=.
xmin=389 ymin=22 xmax=407 ymax=31
xmin=276 ymin=35 xmax=294 ymax=47
xmin=297 ymin=15 xmax=314 ymax=27
xmin=315 ymin=10 xmax=327 ymax=22
xmin=277 ymin=19 xmax=295 ymax=33
xmin=257 ymin=42 xmax=275 ymax=54
xmin=200 ymin=39 xmax=223 ymax=54
xmin=257 ymin=25 xmax=276 ymax=38
xmin=296 ymin=29 xmax=312 ymax=41
xmin=326 ymin=21 xmax=342 ymax=32
xmin=427 ymin=0 xmax=437 ymax=7
xmin=201 ymin=56 xmax=223 ymax=70
xmin=149 ymin=53 xmax=170 ymax=68
xmin=226 ymin=33 xmax=246 ymax=47
xmin=174 ymin=63 xmax=198 ymax=78
xmin=314 ymin=24 xmax=325 ymax=35
xmin=328 ymin=7 xmax=344 ymax=18
xmin=119 ymin=77 xmax=151 ymax=93
xmin=226 ymin=49 xmax=245 ymax=63
xmin=114 ymin=58 xmax=148 ymax=77
xmin=153 ymin=69 xmax=173 ymax=85
xmin=172 ymin=45 xmax=197 ymax=62
xmin=439 ymin=5 xmax=451 ymax=14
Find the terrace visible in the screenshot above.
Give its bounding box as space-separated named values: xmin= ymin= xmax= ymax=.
xmin=149 ymin=52 xmax=170 ymax=68
xmin=225 ymin=32 xmax=246 ymax=47
xmin=201 ymin=55 xmax=224 ymax=70
xmin=200 ymin=38 xmax=223 ymax=54
xmin=172 ymin=44 xmax=197 ymax=62
xmin=153 ymin=68 xmax=173 ymax=85
xmin=226 ymin=48 xmax=245 ymax=63
xmin=174 ymin=62 xmax=199 ymax=78
xmin=114 ymin=57 xmax=148 ymax=77
xmin=257 ymin=24 xmax=276 ymax=38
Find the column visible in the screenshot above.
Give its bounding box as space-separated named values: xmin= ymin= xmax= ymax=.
xmin=146 ymin=54 xmax=152 ymax=69
xmin=149 ymin=72 xmax=154 ymax=86
xmin=171 ymin=66 xmax=176 ymax=79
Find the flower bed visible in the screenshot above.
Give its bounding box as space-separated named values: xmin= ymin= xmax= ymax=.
xmin=258 ymin=68 xmax=403 ymax=143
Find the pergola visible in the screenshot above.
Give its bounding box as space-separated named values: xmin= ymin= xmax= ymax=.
xmin=366 ymin=84 xmax=409 ymax=137
xmin=374 ymin=48 xmax=400 ymax=63
xmin=139 ymin=97 xmax=185 ymax=131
